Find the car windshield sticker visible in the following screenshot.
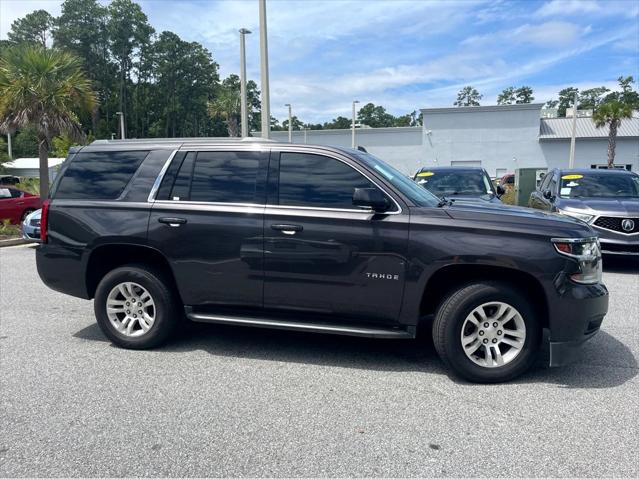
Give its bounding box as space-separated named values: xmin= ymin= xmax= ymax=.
xmin=560 ymin=187 xmax=572 ymax=196
xmin=561 ymin=174 xmax=583 ymax=180
xmin=417 ymin=171 xmax=434 ymax=177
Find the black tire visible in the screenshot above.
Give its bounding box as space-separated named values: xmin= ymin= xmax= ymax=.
xmin=433 ymin=281 xmax=541 ymax=383
xmin=21 ymin=208 xmax=35 ymax=222
xmin=94 ymin=264 xmax=180 ymax=349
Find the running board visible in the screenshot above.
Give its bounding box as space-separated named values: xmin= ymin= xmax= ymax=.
xmin=187 ymin=312 xmax=415 ymax=339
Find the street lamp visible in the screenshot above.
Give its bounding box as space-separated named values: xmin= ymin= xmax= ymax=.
xmin=259 ymin=0 xmax=270 ymax=139
xmin=285 ymin=103 xmax=292 ymax=142
xmin=351 ymin=100 xmax=360 ymax=148
xmin=239 ymin=28 xmax=252 ymax=138
xmin=115 ymin=112 xmax=125 ymax=140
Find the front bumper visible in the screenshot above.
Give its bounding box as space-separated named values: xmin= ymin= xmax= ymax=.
xmin=22 ymin=225 xmax=40 ymax=242
xmin=593 ymin=227 xmax=639 ymax=255
xmin=545 ymin=274 xmax=609 ymax=367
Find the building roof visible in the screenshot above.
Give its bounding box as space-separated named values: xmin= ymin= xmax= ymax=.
xmin=539 ymin=117 xmax=639 ymax=139
xmin=4 ymin=157 xmax=66 ymax=169
xmin=421 ymin=103 xmax=544 ymax=114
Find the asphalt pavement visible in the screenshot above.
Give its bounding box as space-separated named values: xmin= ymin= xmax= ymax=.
xmin=1 ymin=245 xmax=637 ymax=477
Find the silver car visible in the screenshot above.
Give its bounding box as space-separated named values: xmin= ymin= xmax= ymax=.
xmin=21 ymin=208 xmax=41 ymax=242
xmin=529 ymin=168 xmax=639 ymax=255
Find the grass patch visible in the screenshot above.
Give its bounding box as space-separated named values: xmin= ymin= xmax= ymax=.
xmin=0 ymin=219 xmax=21 ymax=240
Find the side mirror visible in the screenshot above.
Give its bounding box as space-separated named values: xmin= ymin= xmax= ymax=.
xmin=543 ymin=189 xmax=554 ymax=201
xmin=496 ymin=185 xmax=506 ymax=196
xmin=353 ymin=188 xmax=390 ymax=212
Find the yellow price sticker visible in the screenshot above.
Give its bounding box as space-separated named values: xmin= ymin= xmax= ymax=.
xmin=561 ymin=174 xmax=583 ymax=180
xmin=417 ymin=172 xmax=435 ymax=177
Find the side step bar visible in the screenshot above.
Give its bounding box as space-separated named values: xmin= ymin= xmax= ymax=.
xmin=187 ymin=312 xmax=415 ymax=339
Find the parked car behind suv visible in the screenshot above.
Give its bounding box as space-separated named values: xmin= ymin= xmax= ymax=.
xmin=413 ymin=166 xmax=505 ymax=204
xmin=530 ymin=168 xmax=639 ymax=255
xmin=37 ymin=139 xmax=609 ymax=383
xmin=0 ymin=186 xmax=40 ymax=224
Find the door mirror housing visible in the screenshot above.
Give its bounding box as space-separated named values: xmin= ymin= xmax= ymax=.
xmin=496 ymin=185 xmax=506 ymax=196
xmin=353 ymin=188 xmax=390 ymax=212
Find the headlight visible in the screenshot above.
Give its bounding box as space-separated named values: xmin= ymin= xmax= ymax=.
xmin=552 ymin=237 xmax=602 ymax=284
xmin=556 ymin=209 xmax=594 ymax=223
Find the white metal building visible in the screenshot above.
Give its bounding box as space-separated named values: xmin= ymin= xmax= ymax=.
xmin=262 ymin=103 xmax=639 ymax=176
xmin=3 ymin=157 xmax=66 ymax=181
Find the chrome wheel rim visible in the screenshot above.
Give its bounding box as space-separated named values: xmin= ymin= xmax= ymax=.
xmin=460 ymin=301 xmax=526 ymax=368
xmin=106 ymin=282 xmax=156 ymax=337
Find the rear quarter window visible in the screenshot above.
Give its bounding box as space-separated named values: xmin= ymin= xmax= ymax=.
xmin=54 ymin=151 xmax=149 ymax=200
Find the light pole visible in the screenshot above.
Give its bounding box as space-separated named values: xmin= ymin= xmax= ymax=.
xmin=285 ymin=103 xmax=292 ymax=142
xmin=351 ymin=100 xmax=360 ymax=148
xmin=568 ymin=92 xmax=578 ymax=168
xmin=303 ymin=127 xmax=308 ymax=144
xmin=116 ymin=111 xmax=125 ymax=140
xmin=6 ymin=133 xmax=12 ymax=159
xmin=259 ymin=0 xmax=270 ymax=139
xmin=239 ymin=28 xmax=252 ymax=138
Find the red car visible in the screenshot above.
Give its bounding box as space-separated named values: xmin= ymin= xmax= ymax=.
xmin=0 ymin=186 xmax=40 ymax=224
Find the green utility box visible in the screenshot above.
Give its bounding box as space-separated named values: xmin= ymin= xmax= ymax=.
xmin=515 ymin=168 xmax=547 ymax=206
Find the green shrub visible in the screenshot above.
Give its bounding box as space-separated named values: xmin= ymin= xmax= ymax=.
xmin=0 ymin=219 xmax=20 ymax=238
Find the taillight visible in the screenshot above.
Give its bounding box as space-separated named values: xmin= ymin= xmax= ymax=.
xmin=40 ymin=199 xmax=50 ymax=243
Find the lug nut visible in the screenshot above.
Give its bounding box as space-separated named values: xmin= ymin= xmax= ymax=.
xmin=138 ymin=302 xmax=142 ymax=307
xmin=493 ymin=322 xmax=498 ymax=328
xmin=492 ymin=338 xmax=498 ymax=343
xmin=497 ymin=330 xmax=503 ymax=336
xmin=479 ymin=331 xmax=484 ymax=336
xmin=126 ymin=310 xmax=130 ymax=314
xmin=483 ymin=338 xmax=488 ymax=344
xmin=126 ymin=302 xmax=130 ymax=306
xmin=138 ymin=310 xmax=142 ymax=314
xmin=484 ymin=322 xmax=489 ymax=328
xmin=133 ymin=314 xmax=137 ymax=318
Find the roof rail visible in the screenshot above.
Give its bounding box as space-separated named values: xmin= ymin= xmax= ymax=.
xmin=91 ymin=137 xmax=277 ymax=145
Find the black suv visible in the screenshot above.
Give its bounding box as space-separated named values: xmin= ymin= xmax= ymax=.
xmin=37 ymin=139 xmax=609 ymax=383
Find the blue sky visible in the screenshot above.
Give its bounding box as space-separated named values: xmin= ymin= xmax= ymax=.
xmin=1 ymin=0 xmax=638 ymax=123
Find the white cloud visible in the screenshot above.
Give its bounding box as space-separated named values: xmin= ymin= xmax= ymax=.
xmin=463 ymin=21 xmax=585 ymax=48
xmin=535 ymin=0 xmax=601 ymax=17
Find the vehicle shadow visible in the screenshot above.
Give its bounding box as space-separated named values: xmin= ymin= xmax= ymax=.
xmin=603 ymin=255 xmax=639 ymax=274
xmin=74 ymin=321 xmax=637 ymax=389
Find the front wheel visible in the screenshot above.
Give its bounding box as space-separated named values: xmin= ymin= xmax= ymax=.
xmin=433 ymin=282 xmax=541 ymax=383
xmin=94 ymin=264 xmax=180 ymax=349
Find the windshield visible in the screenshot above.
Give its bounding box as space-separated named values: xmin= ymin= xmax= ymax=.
xmin=559 ymin=173 xmax=639 ymax=198
xmin=352 ymin=152 xmax=440 ymax=207
xmin=414 ymin=169 xmax=495 ymax=197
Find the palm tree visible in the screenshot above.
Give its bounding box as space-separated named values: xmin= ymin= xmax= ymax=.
xmin=208 ymin=86 xmax=241 ymax=137
xmin=0 ymin=46 xmax=97 ymax=200
xmin=592 ymin=101 xmax=633 ymax=168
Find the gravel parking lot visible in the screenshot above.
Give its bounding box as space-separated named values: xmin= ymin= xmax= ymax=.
xmin=1 ymin=244 xmax=637 ymax=477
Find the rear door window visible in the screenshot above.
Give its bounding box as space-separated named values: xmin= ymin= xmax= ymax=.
xmin=55 ymin=151 xmax=148 ymax=200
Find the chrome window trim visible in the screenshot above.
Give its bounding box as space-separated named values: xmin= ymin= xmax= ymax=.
xmin=275 ymin=149 xmax=403 ymax=215
xmin=147 ymin=149 xmax=179 ymax=202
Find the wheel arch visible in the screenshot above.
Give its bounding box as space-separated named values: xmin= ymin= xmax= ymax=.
xmin=420 ymin=264 xmax=549 ymax=329
xmin=85 ymin=243 xmax=181 ymax=303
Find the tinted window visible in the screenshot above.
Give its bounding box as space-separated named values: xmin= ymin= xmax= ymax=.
xmin=353 ymin=151 xmax=439 ymax=207
xmin=55 ymin=151 xmax=148 ymax=200
xmin=189 ymin=151 xmax=261 ymax=203
xmin=9 ymin=188 xmax=23 ymax=198
xmin=279 ymin=152 xmax=376 ymax=209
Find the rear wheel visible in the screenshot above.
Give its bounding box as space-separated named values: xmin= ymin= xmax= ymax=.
xmin=433 ymin=282 xmax=541 ymax=383
xmin=94 ymin=264 xmax=180 ymax=349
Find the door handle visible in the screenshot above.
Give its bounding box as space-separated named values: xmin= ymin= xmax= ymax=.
xmin=158 ymin=217 xmax=187 ymax=227
xmin=271 ymin=224 xmax=303 ymax=235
